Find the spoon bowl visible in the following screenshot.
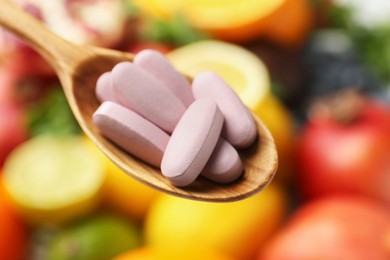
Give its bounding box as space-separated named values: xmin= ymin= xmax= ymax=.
xmin=0 ymin=0 xmax=277 ymax=202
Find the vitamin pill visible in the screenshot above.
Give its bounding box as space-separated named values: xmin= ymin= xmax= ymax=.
xmin=134 ymin=50 xmax=194 ymax=107
xmin=192 ymin=71 xmax=257 ymax=148
xmin=201 ymin=138 xmax=243 ymax=183
xmin=95 ymin=71 xmax=120 ymax=103
xmin=93 ymin=101 xmax=170 ymax=167
xmin=111 ymin=62 xmax=186 ymax=133
xmin=161 ymin=98 xmax=223 ymax=187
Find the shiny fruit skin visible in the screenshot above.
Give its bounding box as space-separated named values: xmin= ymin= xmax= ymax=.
xmin=145 ymin=184 xmax=286 ymax=260
xmin=259 ymin=195 xmax=390 ymax=260
xmin=0 ymin=104 xmax=27 ymax=167
xmin=114 ymin=246 xmax=237 ymax=260
xmin=0 ymin=182 xmax=28 ymax=260
xmin=101 ymin=159 xmax=161 ymax=222
xmin=48 ymin=214 xmax=141 ymax=260
xmin=297 ymin=100 xmax=390 ymax=204
xmin=84 ymin=138 xmax=161 ymax=222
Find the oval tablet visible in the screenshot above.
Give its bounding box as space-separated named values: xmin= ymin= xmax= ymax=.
xmin=192 ymin=71 xmax=257 ymax=148
xmin=95 ymin=71 xmax=120 ymax=103
xmin=134 ymin=50 xmax=194 ymax=107
xmin=161 ymin=98 xmax=224 ymax=187
xmin=93 ymin=101 xmax=170 ymax=167
xmin=112 ymin=62 xmax=186 ymax=133
xmin=201 ymin=138 xmax=243 ymax=183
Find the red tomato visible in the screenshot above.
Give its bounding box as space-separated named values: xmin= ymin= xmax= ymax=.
xmin=0 ymin=183 xmax=29 ymax=260
xmin=297 ymin=98 xmax=390 ymax=205
xmin=258 ymin=195 xmax=390 ymax=260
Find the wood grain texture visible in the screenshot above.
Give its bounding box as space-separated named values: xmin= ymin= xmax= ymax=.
xmin=0 ymin=0 xmax=278 ymax=202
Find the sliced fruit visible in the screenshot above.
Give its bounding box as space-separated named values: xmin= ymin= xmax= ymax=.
xmin=145 ymin=184 xmax=287 ymax=260
xmin=3 ymin=135 xmax=106 ymax=224
xmin=167 ymin=40 xmax=270 ymax=112
xmin=131 ymin=0 xmax=313 ymax=45
xmin=47 ymin=214 xmax=141 ymax=260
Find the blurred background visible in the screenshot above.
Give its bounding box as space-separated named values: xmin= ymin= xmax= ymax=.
xmin=1 ymin=0 xmax=390 ymax=259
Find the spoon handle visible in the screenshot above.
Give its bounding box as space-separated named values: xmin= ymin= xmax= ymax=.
xmin=0 ymin=0 xmax=83 ymax=71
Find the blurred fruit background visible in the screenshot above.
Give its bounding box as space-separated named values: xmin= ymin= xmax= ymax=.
xmin=1 ymin=0 xmax=390 ymax=259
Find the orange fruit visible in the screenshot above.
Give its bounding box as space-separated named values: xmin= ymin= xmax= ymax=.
xmin=114 ymin=246 xmax=237 ymax=260
xmin=144 ymin=184 xmax=287 ymax=260
xmin=0 ymin=181 xmax=28 ymax=260
xmin=261 ymin=0 xmax=314 ymax=47
xmin=253 ymin=94 xmax=296 ymax=181
xmin=131 ymin=0 xmax=313 ymax=46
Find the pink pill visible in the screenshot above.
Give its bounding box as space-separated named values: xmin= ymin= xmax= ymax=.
xmin=161 ymin=98 xmax=224 ymax=187
xmin=192 ymin=71 xmax=257 ymax=148
xmin=201 ymin=138 xmax=243 ymax=183
xmin=111 ymin=62 xmax=186 ymax=133
xmin=95 ymin=71 xmax=120 ymax=103
xmin=93 ymin=101 xmax=170 ymax=167
xmin=134 ymin=50 xmax=194 ymax=107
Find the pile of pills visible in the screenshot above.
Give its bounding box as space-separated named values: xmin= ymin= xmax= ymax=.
xmin=93 ymin=50 xmax=257 ymax=187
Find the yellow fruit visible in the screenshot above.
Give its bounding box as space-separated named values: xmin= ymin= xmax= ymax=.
xmin=131 ymin=0 xmax=313 ymax=46
xmin=85 ymin=137 xmax=161 ymax=221
xmin=254 ymin=95 xmax=296 ymax=181
xmin=2 ymin=135 xmax=105 ymax=225
xmin=114 ymin=246 xmax=237 ymax=260
xmin=167 ymin=40 xmax=296 ymax=181
xmin=167 ymin=40 xmax=270 ymax=111
xmin=144 ymin=184 xmax=287 ymax=260
xmin=102 ymin=160 xmax=161 ymax=221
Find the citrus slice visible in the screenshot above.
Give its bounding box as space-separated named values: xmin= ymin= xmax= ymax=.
xmin=131 ymin=0 xmax=313 ymax=45
xmin=167 ymin=40 xmax=270 ymax=112
xmin=184 ymin=0 xmax=284 ymax=28
xmin=3 ymin=135 xmax=106 ymax=224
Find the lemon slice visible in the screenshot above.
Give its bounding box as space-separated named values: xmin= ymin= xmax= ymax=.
xmin=167 ymin=40 xmax=271 ymax=111
xmin=184 ymin=0 xmax=284 ymax=29
xmin=3 ymin=135 xmax=106 ymax=224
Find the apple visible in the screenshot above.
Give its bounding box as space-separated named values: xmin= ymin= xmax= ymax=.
xmin=296 ymin=91 xmax=390 ymax=205
xmin=258 ymin=195 xmax=390 ymax=259
xmin=0 ymin=65 xmax=53 ymax=106
xmin=0 ymin=104 xmax=27 ymax=167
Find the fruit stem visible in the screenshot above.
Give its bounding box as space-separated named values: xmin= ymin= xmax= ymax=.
xmin=307 ymin=89 xmax=367 ymax=124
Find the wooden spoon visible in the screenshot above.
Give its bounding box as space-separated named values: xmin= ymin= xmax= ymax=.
xmin=0 ymin=0 xmax=277 ymax=202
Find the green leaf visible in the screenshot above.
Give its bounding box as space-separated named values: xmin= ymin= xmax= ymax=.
xmin=139 ymin=15 xmax=209 ymax=47
xmin=27 ymin=86 xmax=81 ymax=136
